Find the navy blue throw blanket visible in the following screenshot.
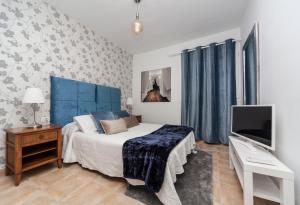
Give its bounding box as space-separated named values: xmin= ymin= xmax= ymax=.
xmin=123 ymin=124 xmax=194 ymax=192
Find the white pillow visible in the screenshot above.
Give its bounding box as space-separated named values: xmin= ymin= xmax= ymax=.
xmin=73 ymin=115 xmax=97 ymax=133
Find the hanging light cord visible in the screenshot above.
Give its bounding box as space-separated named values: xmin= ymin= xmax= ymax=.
xmin=136 ymin=1 xmax=140 ymax=20
xmin=132 ymin=0 xmax=143 ymax=34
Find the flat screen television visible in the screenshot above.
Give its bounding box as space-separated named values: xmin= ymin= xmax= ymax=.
xmin=231 ymin=105 xmax=275 ymax=150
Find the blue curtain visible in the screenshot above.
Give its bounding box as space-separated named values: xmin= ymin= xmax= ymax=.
xmin=244 ymin=31 xmax=257 ymax=105
xmin=181 ymin=39 xmax=236 ymax=144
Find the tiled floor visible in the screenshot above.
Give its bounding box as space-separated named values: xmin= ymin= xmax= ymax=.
xmin=0 ymin=141 xmax=279 ymax=205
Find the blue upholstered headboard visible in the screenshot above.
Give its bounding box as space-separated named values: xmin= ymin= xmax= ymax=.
xmin=50 ymin=76 xmax=121 ymax=126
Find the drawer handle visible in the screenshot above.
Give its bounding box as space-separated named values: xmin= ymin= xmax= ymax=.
xmin=39 ymin=135 xmax=45 ymax=139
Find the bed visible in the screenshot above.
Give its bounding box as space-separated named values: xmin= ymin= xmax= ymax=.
xmin=50 ymin=76 xmax=196 ymax=205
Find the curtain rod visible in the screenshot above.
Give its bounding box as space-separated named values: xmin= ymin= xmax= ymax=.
xmin=168 ymin=39 xmax=240 ymax=57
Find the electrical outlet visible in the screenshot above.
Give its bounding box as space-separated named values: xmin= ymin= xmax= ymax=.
xmin=41 ymin=116 xmax=49 ymax=124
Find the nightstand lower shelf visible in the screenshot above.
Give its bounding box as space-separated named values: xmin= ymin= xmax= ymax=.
xmin=22 ymin=151 xmax=57 ymax=172
xmin=22 ymin=141 xmax=57 ymax=158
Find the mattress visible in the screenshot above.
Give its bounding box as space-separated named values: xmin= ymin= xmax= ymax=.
xmin=62 ymin=123 xmax=196 ymax=205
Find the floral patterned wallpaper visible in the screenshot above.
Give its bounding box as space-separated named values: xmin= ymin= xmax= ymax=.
xmin=0 ymin=0 xmax=133 ymax=167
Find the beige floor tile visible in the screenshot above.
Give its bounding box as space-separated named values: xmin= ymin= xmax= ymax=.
xmin=0 ymin=175 xmax=16 ymax=192
xmin=0 ymin=169 xmax=5 ymax=177
xmin=61 ymin=182 xmax=113 ymax=205
xmin=98 ymin=193 xmax=145 ymax=205
xmin=213 ymin=182 xmax=222 ymax=204
xmin=0 ymin=183 xmax=39 ymax=205
xmin=45 ymin=173 xmax=88 ymax=200
xmin=32 ymin=164 xmax=81 ymax=189
xmin=17 ymin=190 xmax=58 ymax=205
xmin=222 ymin=196 xmax=243 ymax=205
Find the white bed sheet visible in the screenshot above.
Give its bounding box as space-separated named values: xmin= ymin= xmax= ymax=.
xmin=62 ymin=123 xmax=196 ymax=205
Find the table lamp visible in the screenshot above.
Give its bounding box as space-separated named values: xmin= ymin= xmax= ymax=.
xmin=22 ymin=87 xmax=45 ymax=128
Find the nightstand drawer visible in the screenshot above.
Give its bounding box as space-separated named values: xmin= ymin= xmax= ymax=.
xmin=22 ymin=131 xmax=57 ymax=146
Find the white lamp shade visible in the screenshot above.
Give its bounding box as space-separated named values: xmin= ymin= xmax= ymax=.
xmin=22 ymin=88 xmax=45 ymax=104
xmin=126 ymin=97 xmax=133 ymax=106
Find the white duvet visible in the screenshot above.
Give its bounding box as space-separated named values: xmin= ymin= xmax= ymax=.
xmin=62 ymin=123 xmax=196 ymax=205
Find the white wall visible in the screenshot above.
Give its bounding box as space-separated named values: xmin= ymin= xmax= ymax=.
xmin=241 ymin=0 xmax=300 ymax=204
xmin=132 ymin=28 xmax=241 ymax=124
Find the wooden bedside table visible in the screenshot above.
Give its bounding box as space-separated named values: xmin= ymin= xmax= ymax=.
xmin=4 ymin=124 xmax=62 ymax=186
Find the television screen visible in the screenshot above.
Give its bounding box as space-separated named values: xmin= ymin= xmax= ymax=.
xmin=231 ymin=106 xmax=273 ymax=148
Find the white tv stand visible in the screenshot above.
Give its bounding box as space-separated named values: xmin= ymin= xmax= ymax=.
xmin=229 ymin=136 xmax=294 ymax=205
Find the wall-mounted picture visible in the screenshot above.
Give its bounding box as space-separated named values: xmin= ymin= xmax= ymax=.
xmin=141 ymin=67 xmax=171 ymax=102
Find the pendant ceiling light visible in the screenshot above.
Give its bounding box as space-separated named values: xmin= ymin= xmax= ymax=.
xmin=132 ymin=0 xmax=143 ymax=35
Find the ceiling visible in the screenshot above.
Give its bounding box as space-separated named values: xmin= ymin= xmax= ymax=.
xmin=48 ymin=0 xmax=247 ymax=54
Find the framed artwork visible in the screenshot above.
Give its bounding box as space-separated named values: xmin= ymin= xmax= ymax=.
xmin=141 ymin=67 xmax=171 ymax=102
